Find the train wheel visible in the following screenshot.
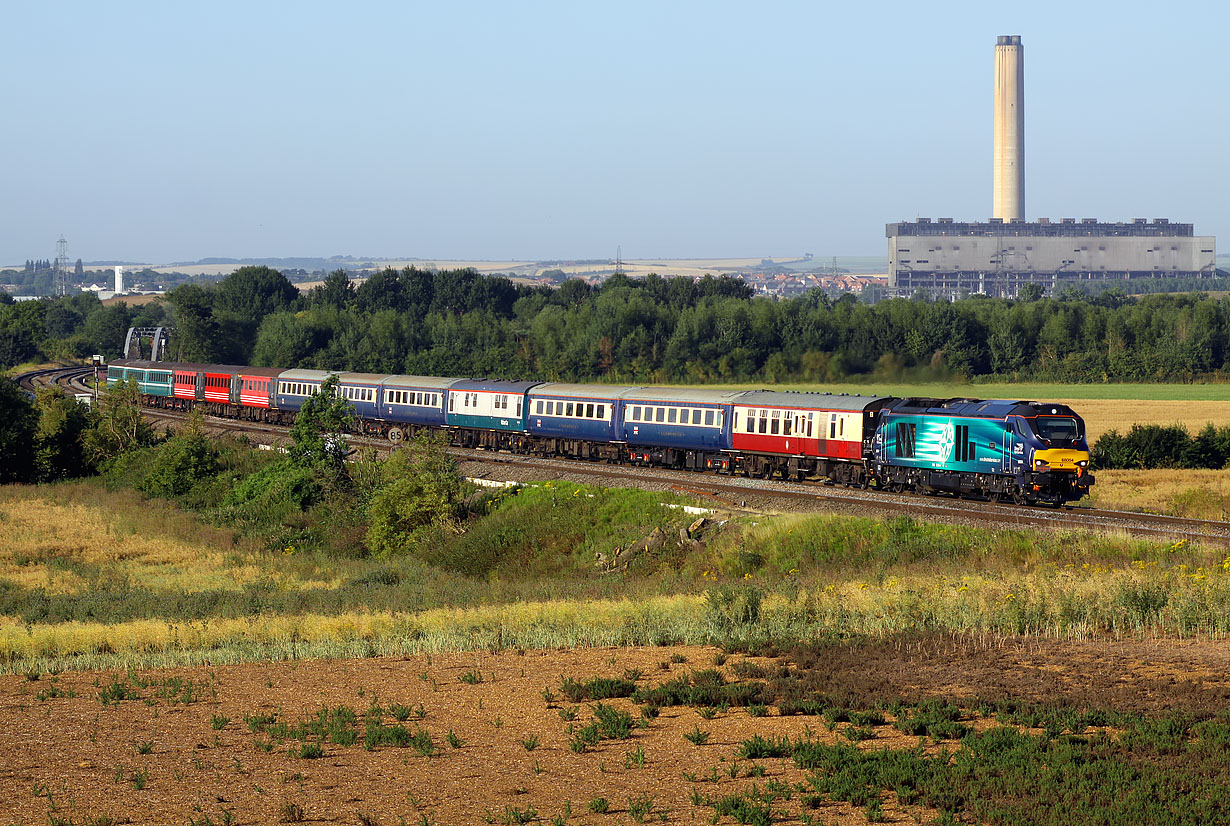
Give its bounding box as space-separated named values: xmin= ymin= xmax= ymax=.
xmin=387 ymin=427 xmax=404 ymax=444
xmin=988 ymin=492 xmax=1002 ymax=504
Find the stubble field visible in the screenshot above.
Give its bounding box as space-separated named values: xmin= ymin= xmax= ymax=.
xmin=6 ymin=637 xmax=1230 ymax=826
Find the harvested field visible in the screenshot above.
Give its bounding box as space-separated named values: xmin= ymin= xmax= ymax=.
xmin=1059 ymin=398 xmax=1230 ymax=444
xmin=3 ymin=637 xmax=1230 ymax=825
xmin=1087 ymin=468 xmax=1230 ymax=519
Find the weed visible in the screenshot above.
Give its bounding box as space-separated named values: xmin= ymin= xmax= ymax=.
xmin=99 ymin=679 xmax=138 ymax=705
xmin=460 ymin=670 xmax=483 ymax=685
xmin=625 ymin=745 xmax=646 ymax=768
xmin=135 ymin=741 xmax=153 ymax=755
xmin=593 ymin=703 xmax=634 ymax=739
xmin=843 ymin=725 xmax=877 ymax=742
xmin=500 ymin=806 xmax=537 ymax=825
xmin=210 ymin=714 xmax=230 ymax=730
xmin=541 ymin=687 xmax=557 ymax=705
xmin=849 ymin=710 xmax=886 ymax=727
xmin=558 ymin=705 xmax=578 ymax=722
xmin=710 ymin=791 xmax=774 ymax=826
xmin=357 ymin=812 xmax=381 ymax=826
xmin=559 ymin=675 xmax=637 ymax=702
xmin=588 ymin=797 xmax=609 ymax=814
xmin=295 ymin=743 xmax=323 ymax=759
xmin=684 ymin=725 xmax=711 ymax=746
xmin=697 ymin=705 xmax=721 ymax=720
xmin=748 ymin=703 xmax=768 ymax=718
xmin=446 ymin=729 xmax=464 ymax=749
xmin=521 ymin=734 xmax=540 ymax=751
xmin=131 ymin=768 xmax=149 ymax=790
xmin=628 ymin=792 xmax=656 ymax=822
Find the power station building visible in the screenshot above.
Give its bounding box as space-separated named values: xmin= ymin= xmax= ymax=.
xmin=887 ymin=35 xmax=1218 ymax=298
xmin=887 ymin=218 xmax=1217 ymax=298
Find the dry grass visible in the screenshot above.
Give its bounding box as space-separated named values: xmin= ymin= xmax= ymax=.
xmin=0 ymin=485 xmax=338 ymax=596
xmin=1085 ymin=469 xmax=1230 ymax=520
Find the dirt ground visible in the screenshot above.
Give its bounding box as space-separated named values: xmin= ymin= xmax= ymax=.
xmin=3 ymin=636 xmax=1230 ymax=825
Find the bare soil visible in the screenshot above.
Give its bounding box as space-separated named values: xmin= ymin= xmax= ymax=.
xmin=3 ymin=636 xmax=1230 ymax=825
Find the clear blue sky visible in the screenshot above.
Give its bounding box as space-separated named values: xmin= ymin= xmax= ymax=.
xmin=2 ymin=1 xmax=1225 ymax=266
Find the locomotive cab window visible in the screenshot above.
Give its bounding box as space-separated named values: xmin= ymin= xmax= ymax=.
xmin=1033 ymin=416 xmax=1080 ymax=442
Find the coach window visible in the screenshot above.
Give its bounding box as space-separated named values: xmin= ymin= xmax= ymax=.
xmin=535 ymin=400 xmax=543 ymax=414
xmin=783 ymin=415 xmax=792 ymax=435
xmin=655 ymin=407 xmax=665 ymax=423
xmin=632 ymin=406 xmax=641 ymax=421
xmin=830 ymin=415 xmax=838 ymax=439
xmin=771 ymin=410 xmax=781 ymax=435
xmin=563 ymin=402 xmax=571 ymax=416
xmin=585 ymin=403 xmax=594 ymax=418
xmin=597 ymin=404 xmax=605 ymax=419
xmin=705 ymin=410 xmax=715 ymax=426
xmin=663 ymin=408 xmax=673 ymax=424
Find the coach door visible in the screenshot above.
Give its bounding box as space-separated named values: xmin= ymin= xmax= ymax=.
xmin=794 ymin=411 xmax=819 ymax=456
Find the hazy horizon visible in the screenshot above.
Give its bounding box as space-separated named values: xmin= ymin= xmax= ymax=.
xmin=3 ymin=2 xmax=1225 ymax=266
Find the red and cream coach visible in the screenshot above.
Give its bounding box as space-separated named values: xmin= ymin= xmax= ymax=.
xmin=730 ymin=391 xmax=892 ymax=483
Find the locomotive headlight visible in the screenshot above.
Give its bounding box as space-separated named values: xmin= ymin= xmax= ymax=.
xmin=1035 ymin=459 xmax=1049 ymax=468
xmin=1078 ymin=460 xmax=1088 ymax=467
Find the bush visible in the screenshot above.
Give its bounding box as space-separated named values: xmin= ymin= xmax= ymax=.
xmin=365 ymin=433 xmax=463 ymax=558
xmin=140 ymin=421 xmax=219 ymax=498
xmin=1093 ymin=423 xmax=1230 ymax=470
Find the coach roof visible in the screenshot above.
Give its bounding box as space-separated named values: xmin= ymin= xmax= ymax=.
xmin=530 ymin=383 xmax=641 ymax=400
xmin=737 ymin=390 xmax=890 ymax=412
xmin=620 ymin=387 xmax=744 ymax=405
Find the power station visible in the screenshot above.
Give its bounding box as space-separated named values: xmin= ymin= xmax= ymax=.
xmin=887 ymin=35 xmax=1217 ymax=298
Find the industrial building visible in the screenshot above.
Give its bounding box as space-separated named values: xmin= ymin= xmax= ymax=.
xmin=886 ymin=35 xmax=1218 ymax=298
xmin=887 ymin=218 xmax=1217 ymax=298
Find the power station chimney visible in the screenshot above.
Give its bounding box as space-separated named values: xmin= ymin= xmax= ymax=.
xmin=114 ymin=266 xmax=124 ymax=294
xmin=993 ymin=35 xmax=1024 ymax=221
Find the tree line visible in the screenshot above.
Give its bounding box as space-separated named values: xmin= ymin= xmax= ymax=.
xmin=4 ymin=264 xmax=1230 ymax=385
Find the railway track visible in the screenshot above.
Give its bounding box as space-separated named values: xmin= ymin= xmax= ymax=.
xmin=136 ymin=403 xmax=1229 ymax=547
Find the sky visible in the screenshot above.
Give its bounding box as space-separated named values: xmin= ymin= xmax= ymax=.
xmin=2 ymin=0 xmax=1226 ymax=266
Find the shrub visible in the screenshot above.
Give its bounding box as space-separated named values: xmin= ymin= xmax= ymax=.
xmin=365 ymin=433 xmax=463 ymax=558
xmin=140 ymin=416 xmax=219 ymax=498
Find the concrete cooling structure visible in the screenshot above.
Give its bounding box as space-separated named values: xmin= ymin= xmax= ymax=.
xmin=886 ymin=35 xmax=1217 ymax=298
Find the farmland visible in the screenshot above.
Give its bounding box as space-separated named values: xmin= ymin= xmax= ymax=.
xmin=6 ymin=639 xmax=1230 ymax=824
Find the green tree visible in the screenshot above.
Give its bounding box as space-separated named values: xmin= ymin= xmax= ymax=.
xmin=311 ymin=269 xmax=356 ymax=309
xmin=0 ymin=376 xmax=38 ymax=482
xmin=141 ymin=411 xmax=219 ymax=497
xmin=213 ymin=266 xmax=300 ymax=362
xmin=166 ymin=284 xmax=221 ymax=362
xmin=34 ymin=386 xmax=95 ymax=481
xmin=365 ymin=432 xmax=463 ymax=558
xmin=82 ymin=378 xmax=155 ymax=466
xmin=289 ymin=375 xmax=353 ymax=471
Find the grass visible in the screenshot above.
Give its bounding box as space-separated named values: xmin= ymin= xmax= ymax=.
xmin=7 ymin=472 xmax=1230 ymax=674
